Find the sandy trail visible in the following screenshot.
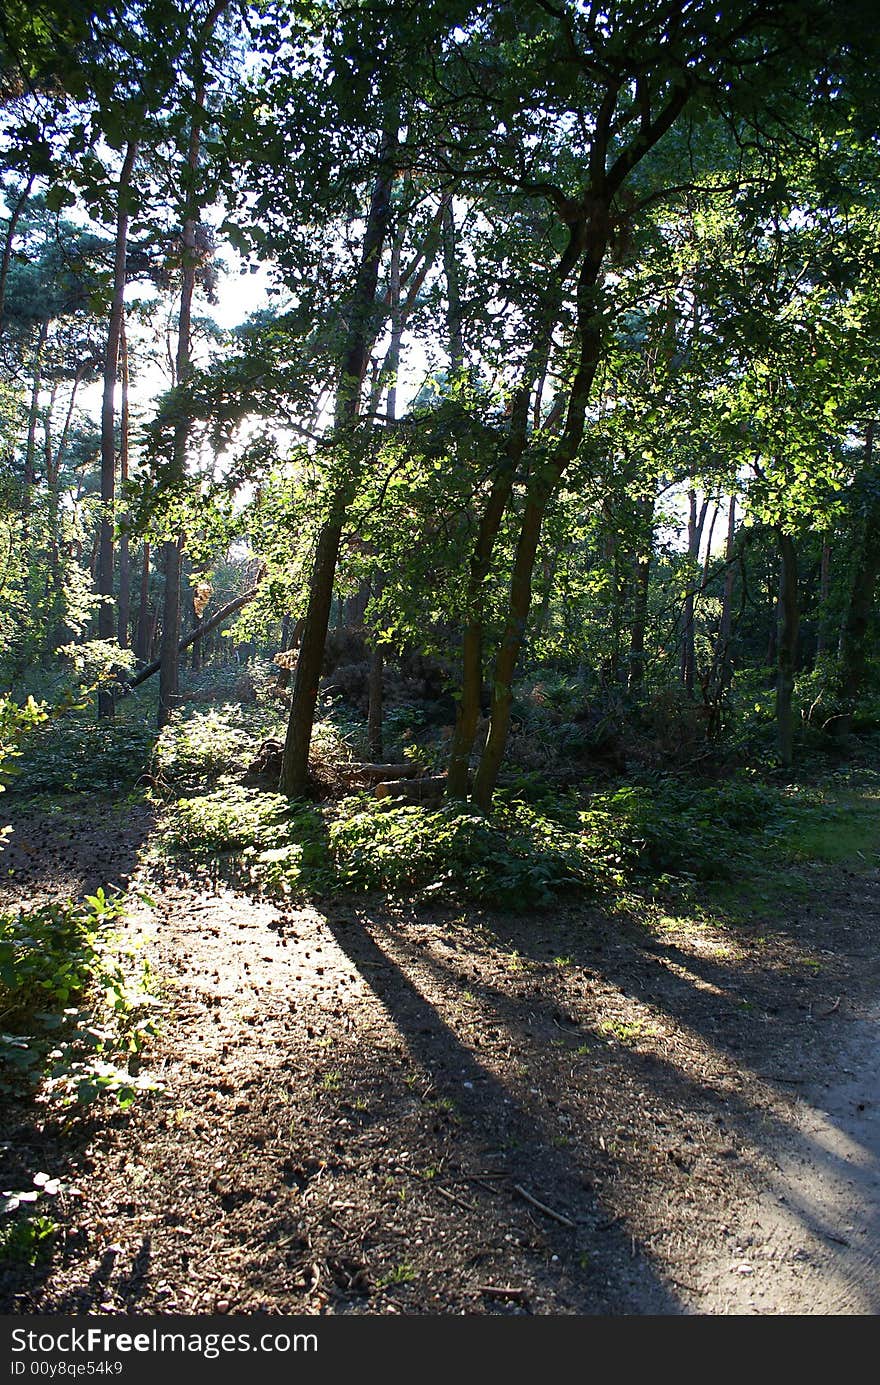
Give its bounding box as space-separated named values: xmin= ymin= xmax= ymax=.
xmin=2 ymin=801 xmax=879 ymax=1316
xmin=691 ymin=1001 xmax=880 ymax=1314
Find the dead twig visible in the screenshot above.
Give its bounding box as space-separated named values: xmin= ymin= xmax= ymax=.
xmin=477 ymin=1284 xmax=529 ymax=1302
xmin=434 ymin=1185 xmax=477 ymax=1213
xmin=512 ymin=1184 xmax=575 ymax=1228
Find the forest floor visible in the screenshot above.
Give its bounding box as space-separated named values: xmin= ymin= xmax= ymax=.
xmin=1 ymin=777 xmax=879 ymax=1316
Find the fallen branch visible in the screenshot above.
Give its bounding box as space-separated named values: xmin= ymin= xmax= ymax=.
xmin=513 ymin=1184 xmax=575 ymax=1228
xmin=817 ymin=996 xmax=841 ymax=1018
xmin=433 ymin=1185 xmax=477 ymax=1214
xmin=122 ymin=586 xmax=260 ymax=692
xmin=343 ymin=762 xmax=419 ymax=782
xmin=375 ymin=774 xmax=447 ymax=804
xmin=477 ymin=1284 xmax=529 ymax=1302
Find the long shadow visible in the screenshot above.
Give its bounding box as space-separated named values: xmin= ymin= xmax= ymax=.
xmin=411 ymin=899 xmax=880 ymax=1301
xmin=320 ymin=913 xmax=684 ymax=1315
xmin=479 ymin=900 xmax=854 ymax=1081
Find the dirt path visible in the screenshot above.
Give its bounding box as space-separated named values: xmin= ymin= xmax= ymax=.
xmin=689 ymin=999 xmax=880 ymax=1313
xmin=2 ymin=802 xmax=879 ymax=1315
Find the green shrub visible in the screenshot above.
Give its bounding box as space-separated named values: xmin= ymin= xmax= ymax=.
xmin=159 ymin=769 xmax=790 ymax=907
xmin=0 ymin=1211 xmax=57 ymax=1267
xmin=152 ymin=706 xmax=273 ymax=791
xmin=161 ymin=783 xmax=295 ymax=856
xmin=0 ymin=694 xmax=48 ymax=795
xmin=0 ymin=889 xmax=162 ymax=1109
xmin=161 ymin=784 xmax=332 ymax=893
xmin=328 ymin=798 xmax=608 ymax=905
xmin=10 ymin=713 xmax=155 ymax=798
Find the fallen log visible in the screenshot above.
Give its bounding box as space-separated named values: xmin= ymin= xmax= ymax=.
xmin=375 ymin=774 xmax=447 ymax=805
xmin=121 ymin=586 xmax=260 ymax=693
xmin=342 ymin=762 xmax=419 ymax=782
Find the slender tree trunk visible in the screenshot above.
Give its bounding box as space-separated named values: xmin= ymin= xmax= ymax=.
xmin=383 ymin=203 xmax=404 ymax=423
xmin=275 ymin=616 xmax=304 ymax=692
xmin=442 ymin=199 xmax=464 ymax=376
xmin=158 ymin=537 xmax=183 ymax=725
xmin=628 ymin=549 xmax=652 ymax=693
xmin=21 ymin=319 xmax=48 ymax=546
xmin=191 ymin=609 xmax=203 ymax=672
xmin=680 ymin=489 xmax=709 ymax=696
xmin=775 ymin=527 xmax=799 ymax=768
xmin=367 ymin=640 xmax=384 ymax=762
xmin=700 ymin=500 xmax=720 ymax=589
xmin=532 ymin=552 xmax=559 ymax=638
xmin=446 ymin=237 xmax=582 ymax=800
xmin=838 ymin=421 xmax=880 ymax=733
xmin=606 ymin=537 xmax=624 ymax=686
xmin=117 ymin=317 xmax=131 ymax=647
xmin=0 ymin=173 xmax=34 ymax=339
xmin=41 ymin=381 xmax=69 ymax=638
xmin=766 ymin=561 xmax=780 ymax=669
xmin=816 ymin=534 xmax=831 ymax=657
xmin=49 ymin=355 xmax=89 ymax=612
xmin=135 ymin=541 xmax=152 ymax=663
xmin=364 ymin=221 xmax=406 ymax=760
xmin=159 ymin=75 xmax=208 ymax=728
xmin=98 ymin=139 xmax=137 ymax=719
xmin=280 ymin=124 xmax=398 ymax=797
xmin=472 ymin=241 xmax=607 ymax=810
xmin=707 ymin=495 xmax=737 ymax=711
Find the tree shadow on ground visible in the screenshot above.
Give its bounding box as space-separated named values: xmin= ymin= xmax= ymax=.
xmin=318 ymin=911 xmax=685 ymax=1314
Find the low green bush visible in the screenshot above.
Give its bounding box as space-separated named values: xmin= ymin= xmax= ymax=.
xmin=0 ymin=889 xmax=162 ymax=1109
xmin=160 ymin=769 xmax=790 ymax=908
xmin=328 ymin=798 xmax=603 ymax=904
xmin=10 ymin=713 xmax=155 ymax=798
xmin=161 ymin=783 xmax=332 ymax=893
xmin=152 ymin=706 xmax=279 ymax=791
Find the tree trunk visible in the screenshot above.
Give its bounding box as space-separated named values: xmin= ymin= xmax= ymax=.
xmin=117 ymin=317 xmax=131 ymax=647
xmin=98 ymin=139 xmax=138 ymax=719
xmin=135 ymin=540 xmax=152 ymax=663
xmin=21 ymin=319 xmax=48 ymax=546
xmin=280 ymin=124 xmax=398 ymax=798
xmin=706 ymin=494 xmax=737 ymax=723
xmin=816 ymin=534 xmax=831 ymax=657
xmin=442 ymin=199 xmax=464 ymax=375
xmin=472 ymin=242 xmax=607 ymax=810
xmin=191 ymin=611 xmax=203 ymax=672
xmin=680 ymin=489 xmax=709 ymax=696
xmin=367 ymin=642 xmax=384 ymax=762
xmin=158 ymin=537 xmax=183 ymax=726
xmin=275 ymin=616 xmax=304 ymax=691
xmin=0 ymin=173 xmax=34 ymax=339
xmin=628 ymin=550 xmax=651 ymax=693
xmin=775 ymin=527 xmax=799 ymax=768
xmin=445 ymin=241 xmax=581 ymax=800
xmin=48 ymin=359 xmax=88 ymax=624
xmin=158 ymin=66 xmax=210 ymax=729
xmin=838 ymin=421 xmax=879 ymax=733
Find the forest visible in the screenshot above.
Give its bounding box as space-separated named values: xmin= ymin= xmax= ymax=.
xmin=1 ymin=0 xmax=880 ymax=1321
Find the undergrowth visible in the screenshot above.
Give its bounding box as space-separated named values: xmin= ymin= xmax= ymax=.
xmin=0 ymin=888 xmax=162 ymax=1110
xmin=8 ymin=714 xmax=156 ymax=798
xmin=158 ymin=773 xmax=820 ymax=908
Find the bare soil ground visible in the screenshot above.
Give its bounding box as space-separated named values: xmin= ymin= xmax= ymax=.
xmin=1 ymin=797 xmax=879 ymax=1316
